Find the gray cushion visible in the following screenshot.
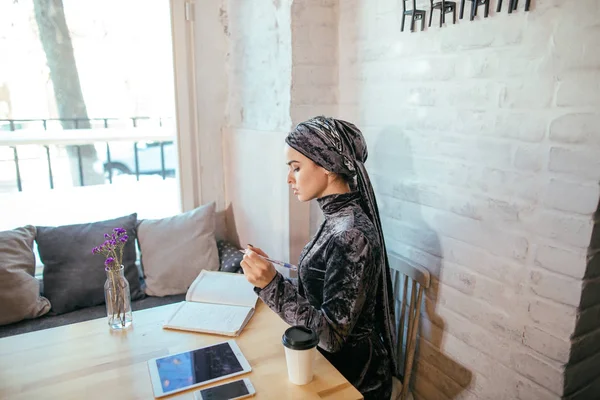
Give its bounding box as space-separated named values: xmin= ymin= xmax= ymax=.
xmin=0 ymin=226 xmax=51 ymax=325
xmin=138 ymin=202 xmax=220 ymax=297
xmin=36 ymin=214 xmax=144 ymax=315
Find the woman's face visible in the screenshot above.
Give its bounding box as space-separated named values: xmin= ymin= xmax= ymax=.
xmin=285 ymin=145 xmax=329 ymax=202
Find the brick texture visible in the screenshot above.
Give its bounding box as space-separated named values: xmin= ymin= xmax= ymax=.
xmin=223 ymin=0 xmax=600 ymax=398
xmin=290 ymin=0 xmax=339 ymax=237
xmin=335 ymin=0 xmax=600 ymax=398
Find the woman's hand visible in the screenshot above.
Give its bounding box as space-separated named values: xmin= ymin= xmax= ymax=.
xmin=240 ymin=245 xmax=277 ymax=289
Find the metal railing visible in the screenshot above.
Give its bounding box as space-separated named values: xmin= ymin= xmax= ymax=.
xmin=0 ymin=117 xmax=176 ymax=191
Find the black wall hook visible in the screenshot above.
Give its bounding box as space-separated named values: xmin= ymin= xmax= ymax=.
xmin=497 ymin=0 xmax=529 ymax=13
xmin=401 ymin=0 xmax=426 ymax=32
xmin=461 ymin=0 xmax=489 ymax=20
xmin=430 ymin=0 xmax=457 ymax=28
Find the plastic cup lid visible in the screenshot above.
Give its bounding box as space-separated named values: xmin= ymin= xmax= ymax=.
xmin=282 ymin=326 xmax=319 ymax=350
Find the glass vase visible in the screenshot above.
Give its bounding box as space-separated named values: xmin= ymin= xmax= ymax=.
xmin=104 ymin=265 xmax=133 ymax=330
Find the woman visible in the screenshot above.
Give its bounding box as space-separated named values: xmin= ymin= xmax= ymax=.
xmin=241 ymin=116 xmax=398 ymax=400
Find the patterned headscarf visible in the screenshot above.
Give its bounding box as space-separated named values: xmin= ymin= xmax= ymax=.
xmin=286 ymin=116 xmax=399 ymax=378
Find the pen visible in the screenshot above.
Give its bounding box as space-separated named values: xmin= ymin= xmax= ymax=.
xmin=239 ymin=249 xmax=298 ymax=271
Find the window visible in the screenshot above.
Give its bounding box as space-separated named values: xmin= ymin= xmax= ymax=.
xmin=0 ymin=0 xmax=184 ymax=274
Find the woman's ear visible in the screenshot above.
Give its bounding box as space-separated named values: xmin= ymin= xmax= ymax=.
xmin=321 ymin=167 xmax=331 ymax=176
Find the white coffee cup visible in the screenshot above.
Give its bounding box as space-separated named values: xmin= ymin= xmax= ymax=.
xmin=282 ymin=326 xmax=319 ymax=385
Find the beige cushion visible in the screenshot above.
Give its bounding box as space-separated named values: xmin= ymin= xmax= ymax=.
xmin=138 ymin=202 xmax=220 ymax=297
xmin=0 ymin=226 xmax=51 ymax=325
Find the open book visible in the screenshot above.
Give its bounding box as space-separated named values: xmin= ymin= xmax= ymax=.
xmin=163 ymin=270 xmax=258 ymax=336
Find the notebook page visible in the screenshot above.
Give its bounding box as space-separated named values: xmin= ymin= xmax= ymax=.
xmin=186 ymin=271 xmax=258 ymax=308
xmin=164 ymin=302 xmax=252 ymax=336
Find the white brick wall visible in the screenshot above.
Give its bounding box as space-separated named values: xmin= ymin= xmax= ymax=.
xmin=221 ymin=0 xmax=600 ymax=396
xmin=337 ymin=0 xmax=600 ymax=398
xmin=224 ymin=0 xmax=294 ymax=263
xmin=291 ymin=0 xmax=338 ymax=123
xmin=227 ymin=0 xmax=292 ymax=132
xmin=224 ymin=0 xmax=341 ymax=265
xmin=290 ymin=0 xmax=339 ymax=238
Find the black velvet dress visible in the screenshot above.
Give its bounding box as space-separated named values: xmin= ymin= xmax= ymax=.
xmin=256 ymin=191 xmax=393 ymax=400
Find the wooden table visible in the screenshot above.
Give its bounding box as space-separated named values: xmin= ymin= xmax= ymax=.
xmin=0 ymin=301 xmax=362 ymax=400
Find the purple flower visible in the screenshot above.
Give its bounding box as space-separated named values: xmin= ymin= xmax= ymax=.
xmin=94 ymin=228 xmax=129 ymax=269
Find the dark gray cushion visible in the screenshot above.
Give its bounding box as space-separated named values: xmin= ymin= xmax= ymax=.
xmin=36 ymin=214 xmax=144 ymax=315
xmin=217 ymin=240 xmax=243 ymax=273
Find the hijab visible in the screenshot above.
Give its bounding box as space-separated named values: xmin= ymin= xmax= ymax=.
xmin=286 ymin=116 xmax=399 ymax=378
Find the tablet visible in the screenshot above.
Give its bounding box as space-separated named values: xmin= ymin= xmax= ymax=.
xmin=147 ymin=340 xmax=252 ymax=398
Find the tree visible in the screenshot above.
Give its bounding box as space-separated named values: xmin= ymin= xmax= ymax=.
xmin=32 ymin=0 xmax=104 ymax=186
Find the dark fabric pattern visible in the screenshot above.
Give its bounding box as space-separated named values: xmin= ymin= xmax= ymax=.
xmin=285 ymin=117 xmax=367 ymax=183
xmin=285 ymin=116 xmax=398 ymax=381
xmin=36 ymin=213 xmax=144 ymax=315
xmin=0 ymin=293 xmax=185 ymax=339
xmin=217 ymin=240 xmax=243 ymax=273
xmin=257 ymin=192 xmax=392 ymax=400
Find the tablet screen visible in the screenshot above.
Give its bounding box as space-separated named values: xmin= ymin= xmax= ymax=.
xmin=155 ymin=342 xmax=244 ymax=394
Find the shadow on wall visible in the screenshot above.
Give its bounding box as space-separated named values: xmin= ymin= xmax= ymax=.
xmin=215 ymin=202 xmax=241 ymax=249
xmin=563 ymin=194 xmax=600 ymax=399
xmin=370 ymin=127 xmax=473 ymax=399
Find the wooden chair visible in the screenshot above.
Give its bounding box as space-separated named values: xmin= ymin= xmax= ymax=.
xmin=388 ymin=251 xmax=431 ymax=400
xmin=401 ymin=0 xmax=426 ymax=32
xmin=429 ymin=0 xmax=457 ymax=28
